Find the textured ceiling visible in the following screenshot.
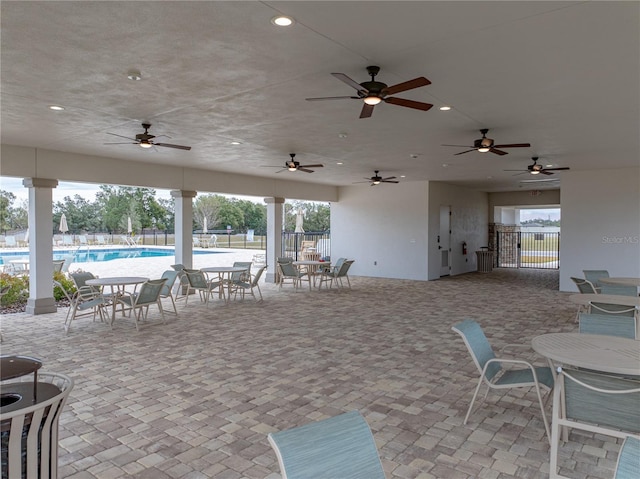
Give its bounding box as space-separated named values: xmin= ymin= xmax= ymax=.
xmin=1 ymin=1 xmax=638 ymax=192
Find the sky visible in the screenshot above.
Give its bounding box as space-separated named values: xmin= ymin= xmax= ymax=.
xmin=1 ymin=176 xmax=560 ymax=220
xmin=0 ymin=177 xmax=262 ymax=204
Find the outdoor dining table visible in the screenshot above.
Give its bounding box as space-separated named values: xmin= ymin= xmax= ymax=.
xmin=85 ymin=276 xmax=148 ymax=324
xmin=531 ymin=332 xmax=640 ymax=377
xmin=200 ymin=266 xmax=249 ymax=303
xmin=600 ymin=277 xmax=640 ymax=287
xmin=293 ymin=260 xmax=330 ymax=287
xmin=568 ymin=293 xmax=640 ymax=309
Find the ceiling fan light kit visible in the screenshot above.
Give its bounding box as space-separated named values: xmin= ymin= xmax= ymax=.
xmin=105 ymin=123 xmax=192 ymax=151
xmin=443 ymin=128 xmax=531 ymax=156
xmin=306 ymin=65 xmax=433 ymax=119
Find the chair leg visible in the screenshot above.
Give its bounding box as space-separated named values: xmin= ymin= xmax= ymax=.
xmin=534 ymin=384 xmax=552 ymax=445
xmin=464 ymin=376 xmax=487 ymax=425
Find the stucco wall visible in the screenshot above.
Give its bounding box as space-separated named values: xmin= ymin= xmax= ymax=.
xmin=331 ymin=181 xmax=429 ymax=280
xmin=560 ymin=167 xmax=640 ymax=291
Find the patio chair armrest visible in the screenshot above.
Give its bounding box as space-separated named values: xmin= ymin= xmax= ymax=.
xmin=484 ymin=357 xmax=538 ymax=372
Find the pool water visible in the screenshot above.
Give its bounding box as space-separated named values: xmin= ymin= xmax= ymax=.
xmin=0 ymin=248 xmax=224 ymax=264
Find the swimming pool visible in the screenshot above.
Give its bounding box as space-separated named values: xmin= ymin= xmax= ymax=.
xmin=0 ymin=248 xmax=225 ymax=264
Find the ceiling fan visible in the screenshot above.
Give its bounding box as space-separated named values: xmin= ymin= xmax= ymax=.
xmin=306 ymin=66 xmax=433 ymax=119
xmin=263 ymin=153 xmax=324 ymax=173
xmin=354 ymin=170 xmax=399 ymax=186
xmin=105 ymin=123 xmax=192 ymax=150
xmin=506 ymin=157 xmax=570 ymax=176
xmin=443 ymin=129 xmax=530 ymax=156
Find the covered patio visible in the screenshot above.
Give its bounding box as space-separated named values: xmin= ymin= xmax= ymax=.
xmin=1 ymin=269 xmax=622 ymax=479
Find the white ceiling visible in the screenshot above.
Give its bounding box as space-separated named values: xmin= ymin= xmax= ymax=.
xmin=1 ymin=1 xmax=638 ymax=192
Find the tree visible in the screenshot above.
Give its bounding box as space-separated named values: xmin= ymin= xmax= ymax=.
xmin=53 ymin=195 xmax=101 ymax=233
xmin=235 ymin=199 xmax=266 ymax=234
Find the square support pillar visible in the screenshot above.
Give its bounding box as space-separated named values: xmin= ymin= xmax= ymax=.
xmin=23 ymin=178 xmax=58 ymax=314
xmin=264 ymin=197 xmax=285 ymax=283
xmin=171 ymin=190 xmax=197 ymax=268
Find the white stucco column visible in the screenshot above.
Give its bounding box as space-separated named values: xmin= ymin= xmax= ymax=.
xmin=171 ymin=190 xmax=197 ymax=268
xmin=264 ymin=197 xmax=285 ymax=283
xmin=23 ymin=177 xmax=58 ymax=314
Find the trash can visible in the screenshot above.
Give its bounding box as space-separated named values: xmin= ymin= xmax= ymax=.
xmin=1 ymin=356 xmax=73 ymax=479
xmin=476 ymin=248 xmax=493 ymax=273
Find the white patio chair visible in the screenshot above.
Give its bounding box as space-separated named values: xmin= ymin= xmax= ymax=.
xmin=451 ymin=319 xmax=553 ymax=444
xmin=267 ymin=410 xmax=386 ymax=479
xmin=4 ymin=235 xmax=17 ymax=248
xmin=95 ymin=235 xmax=108 ymax=245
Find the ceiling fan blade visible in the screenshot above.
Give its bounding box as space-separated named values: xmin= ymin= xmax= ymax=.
xmin=106 ymin=132 xmax=136 ymax=141
xmin=353 ymin=180 xmax=371 ymax=184
xmin=360 ymin=103 xmax=374 ymax=118
xmin=454 ymin=149 xmax=477 ymax=156
xmin=297 ymin=167 xmax=315 ymax=173
xmin=381 ymin=176 xmax=397 ymax=181
xmin=492 ymin=143 xmax=531 ymax=148
xmin=299 ymin=164 xmax=323 ymax=169
xmin=489 ymin=148 xmax=508 ymax=155
xmin=154 ymin=143 xmax=192 ymax=151
xmin=384 ymin=97 xmax=433 ymax=111
xmin=275 ymin=169 xmax=287 ymax=173
xmin=382 ymin=77 xmax=431 ymax=96
xmin=544 ymin=167 xmax=570 ymax=171
xmin=442 ymin=144 xmax=474 ymax=148
xmin=504 ymin=169 xmax=526 ymax=172
xmin=520 ymin=177 xmax=559 ymax=183
xmin=104 ymin=142 xmax=137 ymax=145
xmin=381 ymin=179 xmax=399 ymax=183
xmin=305 ymin=96 xmax=359 ymax=101
xmin=331 ymin=72 xmax=367 ymax=93
xmin=540 ymin=170 xmax=554 ymax=175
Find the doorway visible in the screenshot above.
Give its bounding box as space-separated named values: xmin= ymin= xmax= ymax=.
xmin=439 ymin=205 xmax=451 ymax=277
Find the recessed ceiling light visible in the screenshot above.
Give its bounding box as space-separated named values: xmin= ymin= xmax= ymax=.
xmin=400 ymin=175 xmax=406 ymax=178
xmin=442 ymin=163 xmax=449 ymax=168
xmin=439 ymin=106 xmax=452 ymax=111
xmin=338 ymin=133 xmax=348 ymax=139
xmin=546 ymin=164 xmax=553 ymax=168
xmin=230 ymin=141 xmax=242 ymax=145
xmin=48 ymin=105 xmax=65 ymax=111
xmin=127 ymin=70 xmax=142 ymax=81
xmin=336 ymin=162 xmax=343 ymax=165
xmin=271 ymin=15 xmax=294 ymax=27
xmin=409 ymin=154 xmax=419 ymax=159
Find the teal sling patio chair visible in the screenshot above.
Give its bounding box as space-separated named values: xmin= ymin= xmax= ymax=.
xmin=277 ymin=259 xmax=311 ymax=291
xmin=118 ymin=278 xmax=167 ymax=331
xmin=615 ymin=436 xmax=640 ymax=479
xmin=599 ymin=283 xmax=638 ymax=296
xmin=318 ymin=259 xmax=354 ymax=289
xmin=267 ymin=410 xmax=386 ymax=479
xmin=65 ymin=271 xmax=108 ymax=333
xmin=583 ymin=269 xmax=609 ymax=292
xmin=228 ymin=261 xmax=252 ymax=287
xmin=590 ymin=301 xmax=637 ymax=317
xmin=549 ymin=367 xmax=640 ymax=479
xmin=183 ymin=269 xmax=224 ymax=305
xmin=159 ymin=269 xmax=180 ymax=314
xmin=230 ymin=265 xmax=266 ymax=302
xmin=451 ymin=319 xmax=553 ymax=444
xmin=571 ymin=276 xmax=599 ymax=294
xmin=578 ymin=312 xmax=636 ymax=339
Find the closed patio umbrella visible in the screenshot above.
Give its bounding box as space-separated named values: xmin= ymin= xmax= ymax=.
xmin=295 ymin=208 xmax=305 ymax=233
xmin=203 ymin=217 xmax=207 ymax=234
xmin=59 ymin=213 xmax=69 ymax=233
xmin=127 ymin=216 xmax=132 ymax=234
